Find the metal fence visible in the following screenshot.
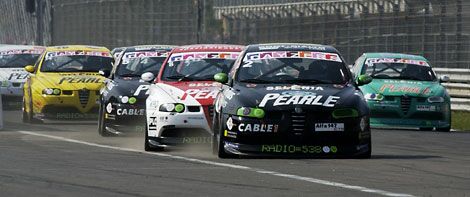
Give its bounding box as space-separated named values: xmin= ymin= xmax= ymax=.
xmin=215 ymin=0 xmax=470 ymax=68
xmin=1 ymin=0 xmax=470 ymax=69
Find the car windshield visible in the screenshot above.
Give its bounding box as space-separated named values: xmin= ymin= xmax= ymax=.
xmin=237 ymin=51 xmax=349 ymax=84
xmin=0 ymin=54 xmax=41 ymax=68
xmin=365 ymin=58 xmax=436 ymax=81
xmin=161 ymin=52 xmax=237 ymax=81
xmin=116 ymin=56 xmax=166 ymax=77
xmin=41 ymin=52 xmax=113 ymax=72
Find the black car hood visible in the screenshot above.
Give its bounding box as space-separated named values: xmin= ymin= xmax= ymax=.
xmin=112 ymin=77 xmax=151 ymax=98
xmin=231 ymin=83 xmax=362 ymax=111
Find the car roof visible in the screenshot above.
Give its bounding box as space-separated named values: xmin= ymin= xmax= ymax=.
xmin=0 ymin=45 xmax=45 ymax=51
xmin=362 ymin=53 xmax=428 ymax=61
xmin=245 ymin=43 xmax=339 ymax=53
xmin=46 ymin=45 xmax=110 ymax=52
xmin=172 ymin=44 xmax=244 ymax=53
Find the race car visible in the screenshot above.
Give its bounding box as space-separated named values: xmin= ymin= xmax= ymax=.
xmin=22 ymin=45 xmax=113 ymax=123
xmin=212 ymin=43 xmax=372 ymax=158
xmin=144 ymin=44 xmax=244 ymax=151
xmin=0 ymin=45 xmax=45 ymax=109
xmin=351 ymin=53 xmax=451 ymax=131
xmin=98 ymin=45 xmax=176 ymax=136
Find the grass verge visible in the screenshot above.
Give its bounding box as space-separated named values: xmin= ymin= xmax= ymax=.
xmin=452 ymin=111 xmax=470 ymax=131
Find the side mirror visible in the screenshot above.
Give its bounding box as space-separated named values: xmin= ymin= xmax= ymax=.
xmin=214 ymin=73 xmax=228 ymax=84
xmin=439 ymin=75 xmax=450 ymax=83
xmin=357 ymin=74 xmax=372 ymax=86
xmin=141 ymin=72 xmax=155 ymax=82
xmin=24 ymin=65 xmax=35 ymax=73
xmin=98 ymin=69 xmax=111 ymax=77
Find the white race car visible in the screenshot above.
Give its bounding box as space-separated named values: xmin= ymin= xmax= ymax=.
xmin=143 ymin=44 xmax=243 ymax=151
xmin=0 ymin=45 xmax=45 ymax=108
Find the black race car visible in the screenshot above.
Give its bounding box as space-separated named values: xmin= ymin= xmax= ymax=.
xmin=212 ymin=43 xmax=373 ymax=158
xmin=98 ymin=45 xmax=176 ymax=136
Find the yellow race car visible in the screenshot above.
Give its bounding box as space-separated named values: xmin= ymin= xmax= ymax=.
xmin=22 ymin=45 xmax=114 ymax=123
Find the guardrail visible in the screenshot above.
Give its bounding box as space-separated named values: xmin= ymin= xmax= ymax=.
xmin=435 ymin=68 xmax=470 ymax=112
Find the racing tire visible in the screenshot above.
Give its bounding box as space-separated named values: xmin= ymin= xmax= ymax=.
xmin=144 ymin=125 xmax=164 ymax=152
xmin=22 ymin=100 xmax=30 ymax=123
xmin=98 ymin=104 xmax=112 ymax=137
xmin=26 ymin=97 xmax=42 ymax=124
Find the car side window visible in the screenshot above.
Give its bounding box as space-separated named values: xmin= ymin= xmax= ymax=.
xmin=352 ymin=55 xmax=365 ymax=76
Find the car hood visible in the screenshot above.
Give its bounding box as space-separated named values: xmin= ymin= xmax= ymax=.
xmin=110 ymin=77 xmax=151 ymax=98
xmin=151 ymin=81 xmax=221 ymax=106
xmin=232 ymin=83 xmax=360 ymax=111
xmin=361 ymin=79 xmax=444 ymax=97
xmin=0 ymin=68 xmax=29 ymax=83
xmin=36 ymin=72 xmax=105 ymax=90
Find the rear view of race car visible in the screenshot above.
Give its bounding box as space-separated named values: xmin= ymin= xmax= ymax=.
xmin=98 ymin=45 xmax=176 ymax=136
xmin=144 ymin=44 xmax=244 ymax=151
xmin=22 ymin=45 xmax=113 ymax=123
xmin=212 ymin=43 xmax=372 ymax=158
xmin=0 ymin=45 xmax=45 ymax=109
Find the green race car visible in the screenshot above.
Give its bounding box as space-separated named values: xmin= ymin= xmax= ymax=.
xmin=352 ymin=53 xmax=451 ymax=131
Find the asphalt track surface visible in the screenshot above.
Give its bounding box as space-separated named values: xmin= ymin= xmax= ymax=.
xmin=1 ymin=110 xmax=469 ymax=197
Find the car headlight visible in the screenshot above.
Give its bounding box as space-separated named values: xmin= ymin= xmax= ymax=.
xmin=42 ymin=88 xmax=61 ymax=95
xmin=237 ymin=107 xmax=265 ymax=118
xmin=364 ymin=93 xmax=384 ymax=101
xmin=120 ymin=96 xmax=129 ymax=103
xmin=159 ymin=103 xmax=185 ymax=113
xmin=332 ymin=108 xmax=359 ymax=119
xmin=427 ymin=96 xmax=444 ymax=103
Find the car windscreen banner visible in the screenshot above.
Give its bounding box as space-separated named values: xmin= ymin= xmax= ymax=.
xmin=244 ymin=51 xmax=342 ymax=62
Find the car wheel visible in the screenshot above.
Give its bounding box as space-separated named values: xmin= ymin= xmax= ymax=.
xmin=28 ymin=98 xmax=42 ymax=124
xmin=22 ymin=99 xmax=30 ymax=123
xmin=144 ymin=125 xmax=164 ymax=152
xmin=98 ymin=104 xmax=111 ymax=137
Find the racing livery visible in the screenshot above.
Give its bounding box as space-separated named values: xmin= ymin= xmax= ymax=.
xmin=98 ymin=45 xmax=176 ymax=136
xmin=145 ymin=44 xmax=244 ymax=151
xmin=352 ymin=53 xmax=451 ymax=131
xmin=212 ymin=43 xmax=372 ymax=158
xmin=22 ymin=45 xmax=113 ymax=123
xmin=0 ymin=45 xmax=45 ymax=108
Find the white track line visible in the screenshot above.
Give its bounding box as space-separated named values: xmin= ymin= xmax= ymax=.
xmin=19 ymin=130 xmax=415 ymax=197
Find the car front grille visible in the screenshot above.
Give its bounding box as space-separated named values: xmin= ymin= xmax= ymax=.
xmin=401 ymin=96 xmax=412 ymax=114
xmin=291 ymin=111 xmax=306 ymax=134
xmin=78 ymin=89 xmax=90 ymax=107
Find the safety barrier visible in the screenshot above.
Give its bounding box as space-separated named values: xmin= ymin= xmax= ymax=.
xmin=435 ymin=68 xmax=470 ymax=112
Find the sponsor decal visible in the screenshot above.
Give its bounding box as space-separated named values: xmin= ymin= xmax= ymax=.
xmin=45 ymin=51 xmax=111 ymax=60
xmin=0 ymin=49 xmax=43 ymax=55
xmin=258 ymin=45 xmax=326 ymax=51
xmin=181 ymin=89 xmax=218 ymax=100
xmin=182 ymin=137 xmax=212 ymax=144
xmin=416 ymin=105 xmax=436 ymax=112
xmin=188 ymin=82 xmax=219 ymax=87
xmin=133 ymin=84 xmax=150 ymax=96
xmin=169 ymin=52 xmax=239 ymax=62
xmin=58 ymin=77 xmax=101 ymax=84
xmin=266 ymin=85 xmax=324 ymax=91
xmin=8 ymin=73 xmax=28 ymax=80
xmin=106 ymin=103 xmax=113 ymax=113
xmin=148 ymin=117 xmax=157 ymax=131
xmin=261 ymin=145 xmax=338 ymax=154
xmin=244 ymin=51 xmax=342 ymax=62
xmin=177 ymin=45 xmax=242 ymax=51
xmin=121 ymin=51 xmax=169 ymax=64
xmin=366 ymin=58 xmax=429 ymax=67
xmin=258 ymin=93 xmax=340 ymax=107
xmin=224 ymin=130 xmax=237 ymax=138
xmin=379 ymin=84 xmax=422 ymax=94
xmin=314 ymin=123 xmax=345 ymax=132
xmin=117 ymin=108 xmax=145 ymax=116
xmin=56 ymin=113 xmax=97 ymax=119
xmin=238 ymin=123 xmax=278 ymax=133
xmin=226 ymin=117 xmax=234 ymax=130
